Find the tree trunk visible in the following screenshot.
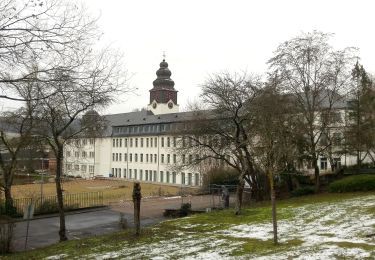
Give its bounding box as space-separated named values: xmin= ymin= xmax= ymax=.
xmin=234 ymin=178 xmax=245 ymax=215
xmin=55 ymin=147 xmax=67 ymax=242
xmin=313 ymin=158 xmax=320 ymax=193
xmin=269 ymin=173 xmax=278 ymax=245
xmin=132 ymin=182 xmax=141 ymax=236
xmin=4 ymin=185 xmax=14 ymax=216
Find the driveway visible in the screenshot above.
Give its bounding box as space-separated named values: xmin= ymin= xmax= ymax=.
xmin=12 ymin=194 xmax=230 ymax=252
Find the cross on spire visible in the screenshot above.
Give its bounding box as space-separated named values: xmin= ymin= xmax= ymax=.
xmin=163 ymin=51 xmax=166 ymax=61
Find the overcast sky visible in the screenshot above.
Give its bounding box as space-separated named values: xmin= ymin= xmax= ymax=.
xmin=6 ymin=0 xmax=374 ymax=114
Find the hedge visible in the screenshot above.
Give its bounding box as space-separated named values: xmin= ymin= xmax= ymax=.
xmin=329 ymin=174 xmax=375 ymax=193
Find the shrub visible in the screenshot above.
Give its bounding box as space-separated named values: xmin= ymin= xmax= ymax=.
xmin=329 ymin=174 xmax=375 ymax=193
xmin=180 ymin=203 xmax=192 ymax=217
xmin=36 ymin=200 xmax=60 ymax=215
xmin=291 ymin=186 xmax=315 ymax=197
xmin=202 ymin=167 xmax=240 ymax=187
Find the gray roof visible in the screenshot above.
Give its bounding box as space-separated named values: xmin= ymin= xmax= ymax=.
xmin=103 ymin=110 xmax=202 ymax=137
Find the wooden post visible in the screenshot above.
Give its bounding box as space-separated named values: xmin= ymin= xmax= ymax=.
xmin=132 ymin=182 xmax=141 ymax=236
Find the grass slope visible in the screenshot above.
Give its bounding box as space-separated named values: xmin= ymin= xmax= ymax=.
xmin=4 ymin=192 xmax=375 ymax=259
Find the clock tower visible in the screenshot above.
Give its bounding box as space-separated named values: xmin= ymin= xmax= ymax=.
xmin=147 ymin=59 xmax=179 ymax=115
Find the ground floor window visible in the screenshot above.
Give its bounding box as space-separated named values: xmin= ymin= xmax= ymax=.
xmin=320 ymin=157 xmax=327 ymax=170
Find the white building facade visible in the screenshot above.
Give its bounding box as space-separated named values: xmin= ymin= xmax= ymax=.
xmin=63 ymin=59 xmax=202 ymax=186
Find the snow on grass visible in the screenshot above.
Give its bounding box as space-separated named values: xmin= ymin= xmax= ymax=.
xmin=46 ymin=194 xmax=375 ymax=259
xmin=219 ymin=194 xmax=375 ymax=259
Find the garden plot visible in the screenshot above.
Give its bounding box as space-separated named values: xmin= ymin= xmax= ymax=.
xmin=41 ymin=194 xmax=375 ymax=260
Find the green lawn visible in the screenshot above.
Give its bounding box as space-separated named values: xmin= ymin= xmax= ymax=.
xmin=4 ymin=192 xmax=375 ymax=259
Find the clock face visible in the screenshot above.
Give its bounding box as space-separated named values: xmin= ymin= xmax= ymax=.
xmin=152 ymin=102 xmax=157 ymax=109
xmin=168 ymin=102 xmax=173 ymax=109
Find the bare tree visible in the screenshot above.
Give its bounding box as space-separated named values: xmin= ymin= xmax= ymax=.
xmin=0 ymin=82 xmax=38 ymax=215
xmin=32 ymin=46 xmax=127 ymax=241
xmin=252 ymin=78 xmax=299 ymax=244
xmin=0 ymin=0 xmax=99 ymax=101
xmin=172 ymin=72 xmax=262 ymax=214
xmin=268 ymin=31 xmax=357 ymax=191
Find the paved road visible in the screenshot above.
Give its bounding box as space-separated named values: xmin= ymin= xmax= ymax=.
xmin=12 ymin=194 xmax=230 ymax=252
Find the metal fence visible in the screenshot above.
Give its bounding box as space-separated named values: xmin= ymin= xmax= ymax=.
xmin=2 ymin=191 xmax=104 ymax=216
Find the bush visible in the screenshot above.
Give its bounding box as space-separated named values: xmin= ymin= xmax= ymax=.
xmin=180 ymin=203 xmax=192 ymax=217
xmin=202 ymin=167 xmax=240 ymax=187
xmin=36 ymin=200 xmax=60 ymax=215
xmin=291 ymin=186 xmax=315 ymax=197
xmin=329 ymin=174 xmax=375 ymax=193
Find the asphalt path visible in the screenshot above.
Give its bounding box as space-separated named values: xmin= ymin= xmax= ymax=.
xmin=12 ymin=194 xmax=229 ymax=252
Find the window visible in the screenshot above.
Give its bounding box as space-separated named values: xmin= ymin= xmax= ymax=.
xmin=154 ymin=137 xmax=157 ymax=147
xmin=333 ymin=158 xmax=341 ymax=170
xmin=166 ymin=171 xmax=170 ymax=183
xmin=172 ymin=172 xmax=176 ymax=184
xmin=161 ymin=137 xmax=164 ymax=147
xmin=182 ymin=154 xmax=186 ymax=164
xmin=153 ymin=171 xmax=157 ymax=182
xmin=82 ymin=139 xmax=87 ymax=145
xmin=141 ymin=138 xmax=144 ymax=147
xmin=333 ymin=133 xmax=341 ymax=146
xmin=167 ymin=137 xmax=170 ymax=147
xmin=150 ymin=154 xmax=152 ymax=163
xmin=154 ymin=154 xmax=157 ymax=163
xmin=115 ymin=153 xmax=118 ymax=161
xmin=130 ymin=138 xmax=133 ymax=147
xmin=161 ymin=154 xmax=164 ymax=164
xmin=119 ymin=139 xmax=122 ymax=147
xmin=167 ymin=154 xmax=170 ymax=164
xmin=89 ymin=139 xmax=94 ymax=145
xmin=129 ymin=169 xmax=132 ymax=179
xmin=112 ymin=153 xmax=115 ymax=161
xmin=75 ymin=164 xmax=79 ymax=171
xmin=145 ymin=170 xmax=148 ymax=181
xmin=173 ymin=154 xmax=176 ymax=164
xmin=150 ymin=138 xmax=153 ymax=147
xmin=135 ymin=138 xmax=138 ymax=147
xmin=160 ymin=171 xmax=164 ymax=182
xmin=146 ymin=138 xmax=149 ymax=147
xmin=89 ymin=152 xmax=95 ymax=158
xmin=129 ymin=153 xmax=132 ymax=162
xmin=134 ymin=169 xmax=137 ymax=180
xmin=82 ymin=151 xmax=87 ymax=158
xmin=195 ymin=173 xmax=199 ymax=186
xmin=173 ymin=137 xmax=177 ymax=147
xmin=89 ymin=165 xmax=94 ymax=173
xmin=181 ymin=172 xmax=185 ymax=185
xmin=188 ymin=173 xmax=192 ymax=185
xmin=125 ymin=138 xmax=128 ymax=147
xmin=140 ymin=170 xmax=143 ymax=180
xmin=116 ymin=139 xmax=119 ymax=147
xmin=189 ymin=154 xmax=193 ymax=164
xmin=124 ymin=169 xmax=127 ymax=178
xmin=124 ymin=153 xmax=127 ymax=161
xmin=320 ymin=157 xmax=328 ymax=170
xmin=146 ymin=154 xmax=149 ymax=162
xmin=140 ymin=153 xmax=143 ymax=162
xmin=119 ymin=153 xmax=122 ymax=161
xmin=75 ymin=139 xmax=80 ymax=146
xmin=75 ymin=151 xmax=79 ymax=158
xmin=135 ymin=153 xmax=138 ymax=162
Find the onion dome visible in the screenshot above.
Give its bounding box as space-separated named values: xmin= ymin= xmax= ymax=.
xmin=152 ymin=59 xmax=175 ymax=89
